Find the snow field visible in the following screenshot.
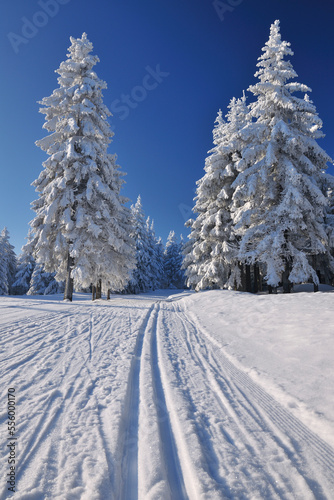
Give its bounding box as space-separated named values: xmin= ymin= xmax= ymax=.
xmin=0 ymin=289 xmax=333 ymax=499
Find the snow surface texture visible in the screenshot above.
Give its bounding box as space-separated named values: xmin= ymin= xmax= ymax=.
xmin=0 ymin=289 xmax=333 ymax=499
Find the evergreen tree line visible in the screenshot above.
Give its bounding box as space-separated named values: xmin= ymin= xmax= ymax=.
xmin=183 ymin=20 xmax=334 ymax=293
xmin=0 ymin=209 xmax=185 ymax=297
xmin=3 ymin=23 xmax=334 ymax=298
xmin=0 ymin=228 xmax=17 ymax=295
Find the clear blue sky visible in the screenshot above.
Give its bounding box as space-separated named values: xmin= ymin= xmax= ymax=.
xmin=1 ymin=0 xmax=334 ymax=253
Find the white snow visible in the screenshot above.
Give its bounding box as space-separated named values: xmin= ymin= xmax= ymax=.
xmin=0 ymin=288 xmax=333 ymax=499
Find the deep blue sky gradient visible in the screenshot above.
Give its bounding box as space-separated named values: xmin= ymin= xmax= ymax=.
xmin=1 ymin=0 xmax=334 ymax=253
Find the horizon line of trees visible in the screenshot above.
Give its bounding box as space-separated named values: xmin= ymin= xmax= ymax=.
xmin=0 ymin=212 xmax=186 ymax=298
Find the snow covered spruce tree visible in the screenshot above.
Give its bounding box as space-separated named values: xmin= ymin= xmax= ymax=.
xmin=29 ymin=33 xmax=135 ymax=301
xmin=125 ymin=196 xmax=152 ymax=294
xmin=164 ymin=231 xmax=185 ymax=289
xmin=27 ymin=263 xmax=62 ymax=296
xmin=0 ymin=228 xmax=17 ymax=295
xmin=183 ymin=94 xmax=250 ymax=291
xmin=0 ymin=237 xmax=8 ymax=295
xmin=317 ymin=173 xmax=334 ymax=286
xmin=232 ymin=20 xmax=333 ymax=292
xmin=155 ymin=236 xmax=165 ymax=288
xmin=12 ymin=242 xmax=35 ymax=295
xmin=146 ymin=217 xmax=164 ymax=290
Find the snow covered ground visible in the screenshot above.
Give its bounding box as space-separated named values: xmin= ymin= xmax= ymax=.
xmin=0 ymin=288 xmax=333 ymax=499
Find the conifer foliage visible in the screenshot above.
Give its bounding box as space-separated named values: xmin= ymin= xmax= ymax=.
xmin=12 ymin=249 xmax=35 ymax=295
xmin=146 ymin=217 xmax=164 ymax=291
xmin=125 ymin=196 xmax=151 ymax=294
xmin=164 ymin=231 xmax=185 ymax=289
xmin=0 ymin=228 xmax=17 ymax=295
xmin=184 ymin=20 xmax=334 ymax=292
xmin=125 ymin=196 xmax=164 ymax=293
xmin=29 ymin=33 xmax=135 ymax=301
xmin=0 ymin=236 xmax=9 ymax=296
xmin=183 ymin=95 xmax=250 ymax=291
xmin=27 ymin=263 xmax=63 ymax=296
xmin=233 ymin=20 xmax=333 ymax=290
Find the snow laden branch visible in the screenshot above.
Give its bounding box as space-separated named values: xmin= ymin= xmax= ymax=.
xmin=184 ymin=20 xmax=334 ymax=293
xmin=28 ymin=33 xmax=136 ymax=300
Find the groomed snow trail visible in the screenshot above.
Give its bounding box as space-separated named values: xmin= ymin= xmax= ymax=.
xmin=0 ymin=292 xmax=333 ymax=499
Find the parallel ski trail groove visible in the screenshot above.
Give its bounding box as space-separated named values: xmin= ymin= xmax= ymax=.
xmin=151 ymin=302 xmax=189 ymax=500
xmin=178 ymin=301 xmax=334 ymax=498
xmin=167 ymin=302 xmax=289 ymax=498
xmin=185 ymin=302 xmax=334 ymax=468
xmin=115 ymin=303 xmax=156 ymax=500
xmin=1 ymin=292 xmax=333 ymax=499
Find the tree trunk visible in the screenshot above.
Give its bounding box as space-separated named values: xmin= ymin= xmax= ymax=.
xmin=245 ymin=264 xmax=252 ymax=293
xmin=237 ymin=262 xmax=246 ymax=291
xmin=64 ymin=252 xmax=74 ymax=301
xmin=312 ymin=255 xmax=319 ymax=292
xmin=281 ymin=229 xmax=291 ymax=293
xmin=282 ymin=258 xmax=291 ymax=293
xmin=107 ymin=289 xmax=111 ymax=300
xmin=92 ymin=285 xmax=96 ymax=301
xmin=253 ymin=263 xmax=259 ymax=293
xmin=258 ymin=266 xmax=263 ymax=292
xmin=96 ymin=279 xmax=102 ymax=299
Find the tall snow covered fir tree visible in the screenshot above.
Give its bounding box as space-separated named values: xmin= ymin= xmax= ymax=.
xmin=146 ymin=217 xmax=164 ymax=291
xmin=0 ymin=235 xmax=8 ymax=296
xmin=28 ymin=33 xmax=135 ymax=301
xmin=183 ymin=95 xmax=250 ymax=291
xmin=125 ymin=196 xmax=153 ymax=294
xmin=12 ymin=239 xmax=35 ymax=295
xmin=164 ymin=231 xmax=185 ymax=289
xmin=123 ymin=196 xmax=167 ymax=293
xmin=0 ymin=228 xmax=17 ymax=295
xmin=232 ymin=20 xmax=333 ymax=291
xmin=184 ymin=20 xmax=334 ymax=292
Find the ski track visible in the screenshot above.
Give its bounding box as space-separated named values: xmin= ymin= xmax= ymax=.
xmin=150 ymin=303 xmax=188 ymax=500
xmin=0 ymin=294 xmax=333 ymax=499
xmin=136 ymin=302 xmax=188 ymax=500
xmin=114 ymin=303 xmax=154 ymax=500
xmin=0 ymin=302 xmax=151 ymax=499
xmin=166 ymin=300 xmax=334 ymax=499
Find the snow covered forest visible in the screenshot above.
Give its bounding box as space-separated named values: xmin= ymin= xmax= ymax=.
xmin=183 ymin=20 xmax=334 ymax=294
xmin=1 ymin=18 xmax=334 ymax=500
xmin=0 ymin=201 xmax=185 ymax=300
xmin=0 ymin=36 xmax=185 ymax=300
xmin=2 ymin=22 xmax=334 ymax=299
